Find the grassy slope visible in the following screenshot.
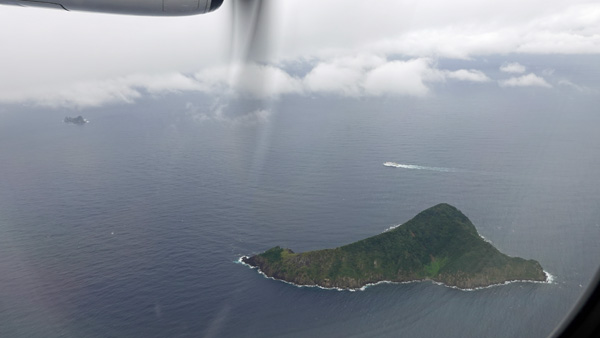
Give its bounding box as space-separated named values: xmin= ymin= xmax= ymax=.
xmin=245 ymin=204 xmax=546 ymax=289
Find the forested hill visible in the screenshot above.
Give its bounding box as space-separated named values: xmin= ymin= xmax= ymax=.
xmin=243 ymin=203 xmax=546 ymax=289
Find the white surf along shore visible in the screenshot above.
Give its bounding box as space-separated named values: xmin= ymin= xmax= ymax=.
xmin=236 ymin=256 xmax=555 ymax=292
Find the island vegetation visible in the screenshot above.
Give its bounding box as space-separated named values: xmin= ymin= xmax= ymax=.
xmin=242 ymin=203 xmax=546 ymax=289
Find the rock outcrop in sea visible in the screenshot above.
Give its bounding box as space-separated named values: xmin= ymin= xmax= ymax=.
xmin=64 ymin=116 xmax=88 ymax=125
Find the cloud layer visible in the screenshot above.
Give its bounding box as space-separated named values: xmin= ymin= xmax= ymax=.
xmin=499 ymin=73 xmax=553 ymax=88
xmin=500 ymin=62 xmax=527 ymax=74
xmin=0 ymin=55 xmax=503 ymax=107
xmin=0 ymin=1 xmax=598 ymax=107
xmin=1 ymin=53 xmax=585 ymax=107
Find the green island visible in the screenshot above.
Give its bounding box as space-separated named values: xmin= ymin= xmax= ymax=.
xmin=242 ymin=203 xmax=547 ymax=289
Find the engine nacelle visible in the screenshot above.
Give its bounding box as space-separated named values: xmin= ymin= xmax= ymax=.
xmin=0 ymin=0 xmax=224 ymax=16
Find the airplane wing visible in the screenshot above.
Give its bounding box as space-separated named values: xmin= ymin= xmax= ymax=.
xmin=0 ymin=0 xmax=224 ymax=16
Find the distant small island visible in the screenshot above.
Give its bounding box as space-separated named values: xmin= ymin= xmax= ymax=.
xmin=242 ymin=204 xmax=547 ymax=290
xmin=64 ymin=116 xmax=88 ymax=125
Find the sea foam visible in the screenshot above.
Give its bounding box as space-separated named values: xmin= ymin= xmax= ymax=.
xmin=383 ymin=162 xmax=462 ymax=173
xmin=237 ymin=256 xmax=555 ymax=292
xmin=383 ymin=223 xmax=402 ymax=232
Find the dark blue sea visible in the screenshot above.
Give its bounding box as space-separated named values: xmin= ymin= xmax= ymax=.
xmin=1 ymin=58 xmax=600 ymax=337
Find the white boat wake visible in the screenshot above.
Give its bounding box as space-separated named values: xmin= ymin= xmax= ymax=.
xmin=383 ymin=162 xmax=462 ymax=173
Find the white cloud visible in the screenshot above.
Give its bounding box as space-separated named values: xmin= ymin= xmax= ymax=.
xmin=499 ymin=73 xmax=552 ymax=88
xmin=0 ymin=54 xmax=498 ymax=107
xmin=0 ymin=72 xmax=206 ymax=108
xmin=364 ymin=59 xmax=432 ymax=97
xmin=367 ymin=4 xmax=600 ymax=60
xmin=193 ymin=56 xmax=449 ymax=100
xmin=276 ymin=1 xmax=600 ymax=61
xmin=234 ymin=64 xmax=304 ymax=98
xmin=445 ymin=69 xmax=491 ymax=82
xmin=1 ymin=1 xmax=599 ymax=107
xmin=302 ymin=54 xmax=385 ymax=96
xmin=500 ymin=62 xmax=527 ymax=74
xmin=195 ymin=64 xmax=303 ymax=99
xmin=371 ymin=29 xmax=517 ymax=59
xmin=557 ymin=79 xmax=592 ymax=92
xmin=198 ymin=57 xmax=441 ymax=99
xmin=303 ymin=63 xmax=364 ymax=96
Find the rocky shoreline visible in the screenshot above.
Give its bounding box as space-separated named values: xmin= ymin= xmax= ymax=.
xmin=242 ymin=204 xmax=547 ymax=290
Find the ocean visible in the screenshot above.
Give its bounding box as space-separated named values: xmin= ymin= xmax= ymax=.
xmin=1 ymin=57 xmax=600 ymax=337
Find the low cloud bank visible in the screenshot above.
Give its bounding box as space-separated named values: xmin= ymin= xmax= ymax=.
xmin=1 ymin=56 xmax=502 ymax=108
xmin=0 ymin=73 xmax=206 ymax=108
xmin=444 ymin=69 xmax=491 ymax=82
xmin=500 ymin=62 xmax=527 ymax=74
xmin=499 ymin=73 xmax=552 ymax=88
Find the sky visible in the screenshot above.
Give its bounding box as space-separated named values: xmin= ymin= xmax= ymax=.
xmin=0 ymin=0 xmax=599 ymax=109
